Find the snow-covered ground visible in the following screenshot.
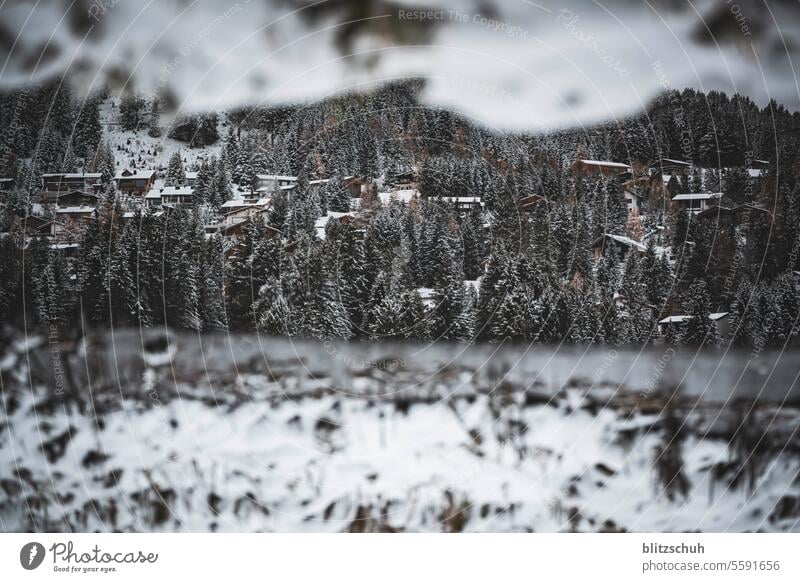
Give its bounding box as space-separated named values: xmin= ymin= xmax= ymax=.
xmin=2 ymin=332 xmax=799 ymax=532
xmin=100 ymin=100 xmax=224 ymax=174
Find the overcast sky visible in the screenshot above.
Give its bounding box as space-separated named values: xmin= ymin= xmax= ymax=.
xmin=1 ymin=0 xmax=798 ymax=131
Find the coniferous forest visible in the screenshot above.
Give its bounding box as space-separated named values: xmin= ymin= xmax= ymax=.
xmin=1 ymin=80 xmax=799 ymax=347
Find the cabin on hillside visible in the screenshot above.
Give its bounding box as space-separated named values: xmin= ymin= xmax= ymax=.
xmin=0 ymin=177 xmax=15 ymax=192
xmin=254 ymin=174 xmax=297 ymax=193
xmin=14 ymin=215 xmax=56 ymax=238
xmin=651 ymin=158 xmax=692 ymax=175
xmin=388 ymin=169 xmax=417 ymax=190
xmin=145 ymin=186 xmax=194 ymax=207
xmin=518 ymin=193 xmax=547 ymax=211
xmin=572 ymin=159 xmax=631 ymax=178
xmin=344 ymin=176 xmax=371 ymax=198
xmin=658 ymin=312 xmax=731 ymax=339
xmin=55 ymin=207 xmax=98 ymax=237
xmin=671 ymin=192 xmax=722 ymax=214
xmin=624 ymin=189 xmax=643 ymax=215
xmin=41 ymin=172 xmax=102 ymax=194
xmin=115 ymin=169 xmax=156 ymax=197
xmin=697 ymin=203 xmax=770 ymax=227
xmin=222 ymin=199 xmax=270 ymax=227
xmin=439 ymin=196 xmax=484 ymax=211
xmin=56 ymin=191 xmax=100 ymax=209
xmin=591 ymin=233 xmax=646 ymax=262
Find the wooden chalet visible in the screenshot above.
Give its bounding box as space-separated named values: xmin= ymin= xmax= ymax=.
xmin=57 ymin=190 xmax=100 ymax=208
xmin=41 ymin=172 xmax=102 ymax=194
xmin=0 ymin=177 xmax=15 ymax=192
xmin=572 ymin=159 xmax=631 ymax=177
xmin=591 ymin=233 xmax=646 ymax=262
xmin=114 ymin=169 xmax=157 ymax=196
xmin=253 ymin=174 xmax=297 ymax=193
xmin=518 ymin=193 xmax=547 ymax=211
xmin=624 ymin=189 xmax=642 ymax=215
xmin=671 ymin=192 xmax=722 ymax=214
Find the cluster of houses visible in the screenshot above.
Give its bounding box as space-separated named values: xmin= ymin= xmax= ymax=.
xmin=574 ymin=156 xmax=773 ymax=339
xmin=1 ymin=155 xmax=774 ymax=340
xmin=3 ymin=167 xmax=402 ymax=251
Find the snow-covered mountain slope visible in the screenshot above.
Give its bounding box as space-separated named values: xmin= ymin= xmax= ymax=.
xmin=2 ymin=333 xmax=799 ymax=532
xmin=100 ymin=100 xmax=223 ymax=173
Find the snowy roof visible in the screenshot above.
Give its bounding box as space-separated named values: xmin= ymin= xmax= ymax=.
xmin=314 ymin=211 xmax=354 ymax=238
xmin=115 ymin=169 xmax=156 ymax=180
xmin=56 ymin=206 xmax=96 ymax=214
xmin=378 ymin=189 xmax=419 ymax=205
xmin=416 ymin=287 xmax=436 ymax=308
xmin=221 ymin=198 xmax=269 ymax=209
xmin=49 ymin=243 xmax=79 ymax=249
xmin=159 ymin=186 xmax=194 ymax=196
xmin=659 ymin=312 xmax=730 ymax=324
xmin=309 ymin=178 xmax=330 ymax=185
xmin=748 ymin=169 xmax=764 ymax=178
xmin=597 ymin=233 xmax=647 ymax=252
xmin=578 ymin=159 xmax=630 ymax=169
xmin=672 ymin=192 xmax=722 ymax=201
xmin=660 ymin=158 xmax=692 ymax=166
xmin=440 ymin=196 xmax=483 ymax=204
xmin=42 ymin=172 xmax=102 ymax=179
xmin=255 ymin=174 xmax=297 ymax=181
xmin=185 ymin=171 xmax=199 ymax=179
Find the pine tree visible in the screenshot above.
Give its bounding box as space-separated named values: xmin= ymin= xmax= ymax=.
xmin=682 ymin=279 xmax=718 ymax=345
xmin=73 ymin=98 xmax=102 ymax=158
xmin=165 ymin=152 xmax=186 ymax=186
xmin=147 ymin=99 xmax=162 ymax=138
xmin=120 ymin=93 xmax=145 ymax=131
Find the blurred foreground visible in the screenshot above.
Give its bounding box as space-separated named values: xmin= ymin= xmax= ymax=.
xmin=1 ymin=330 xmax=799 ymax=532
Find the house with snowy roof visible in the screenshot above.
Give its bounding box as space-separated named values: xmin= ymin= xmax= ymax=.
xmin=114 ymin=169 xmax=156 ymax=197
xmin=518 ymin=193 xmax=547 ymax=211
xmin=145 ymin=185 xmax=194 ymax=208
xmin=222 ymin=198 xmax=271 ymax=227
xmin=0 ymin=176 xmax=15 ymax=192
xmin=658 ymin=312 xmax=731 ymax=339
xmin=253 ymin=174 xmax=297 ymax=193
xmin=591 ymin=233 xmax=646 ymax=262
xmin=671 ymin=192 xmax=722 ymax=214
xmin=439 ymin=196 xmax=484 ymax=211
xmin=41 ymin=172 xmax=102 ymax=195
xmin=697 ymin=202 xmax=770 ymax=227
xmin=56 ymin=190 xmax=100 ymax=208
xmin=651 ymin=158 xmax=692 ymax=175
xmin=376 ymin=189 xmax=419 ymax=207
xmin=623 ymin=189 xmax=643 ymax=215
xmin=572 ymin=159 xmax=631 ymax=177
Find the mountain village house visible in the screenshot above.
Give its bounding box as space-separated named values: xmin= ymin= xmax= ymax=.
xmin=671 ymin=192 xmax=722 ymax=214
xmin=114 ymin=169 xmax=156 ymax=196
xmin=572 ymin=159 xmax=632 ymax=177
xmin=41 ymin=172 xmax=102 ymax=194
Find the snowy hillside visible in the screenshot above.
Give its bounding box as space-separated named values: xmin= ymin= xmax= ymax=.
xmin=100 ymin=99 xmax=223 ymax=174
xmin=2 ymin=332 xmax=799 ymax=533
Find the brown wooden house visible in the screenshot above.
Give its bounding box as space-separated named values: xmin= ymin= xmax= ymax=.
xmin=114 ymin=169 xmax=156 ymax=196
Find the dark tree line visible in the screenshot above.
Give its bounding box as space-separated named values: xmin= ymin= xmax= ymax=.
xmin=1 ymin=80 xmax=799 ymax=347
